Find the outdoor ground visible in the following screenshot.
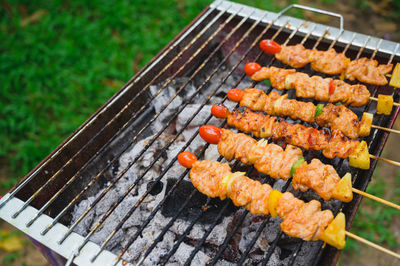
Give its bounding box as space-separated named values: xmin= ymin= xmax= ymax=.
xmin=0 ymin=0 xmax=399 ymax=265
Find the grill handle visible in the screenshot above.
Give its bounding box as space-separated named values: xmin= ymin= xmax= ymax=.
xmin=277 ymin=4 xmax=344 ymax=35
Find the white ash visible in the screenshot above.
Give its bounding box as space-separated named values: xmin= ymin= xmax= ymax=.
xmin=204 ymin=144 xmax=221 ymax=162
xmin=170 ymin=215 xmax=233 ymax=247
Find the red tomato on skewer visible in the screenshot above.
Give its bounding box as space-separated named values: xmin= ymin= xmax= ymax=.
xmin=211 ymin=105 xmax=228 ymax=118
xmin=227 ymin=88 xmax=244 ymax=102
xmin=178 ymin=152 xmax=197 ymax=168
xmin=244 ymin=62 xmax=262 ymax=76
xmin=259 ymin=39 xmax=282 ymax=54
xmin=199 ymin=125 xmax=222 ymax=144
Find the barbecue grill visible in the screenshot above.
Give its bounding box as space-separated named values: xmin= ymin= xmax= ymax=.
xmin=1 ymin=1 xmax=399 ymax=265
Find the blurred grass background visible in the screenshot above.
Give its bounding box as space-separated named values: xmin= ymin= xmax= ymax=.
xmin=1 ymin=0 xmax=400 ymax=265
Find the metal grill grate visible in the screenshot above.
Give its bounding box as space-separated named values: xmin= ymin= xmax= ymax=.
xmin=1 ymin=1 xmax=400 ymax=265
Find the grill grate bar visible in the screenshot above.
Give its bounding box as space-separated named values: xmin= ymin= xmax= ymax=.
xmin=12 ymin=4 xmax=233 ymax=222
xmin=355 ymin=36 xmax=371 ymax=60
xmin=208 ymin=207 xmax=249 ymax=265
xmin=237 ymin=216 xmax=269 ymax=265
xmin=260 ymin=178 xmax=297 ymax=265
xmin=59 ymin=7 xmax=256 ymax=250
xmin=288 ymin=241 xmax=304 ymax=266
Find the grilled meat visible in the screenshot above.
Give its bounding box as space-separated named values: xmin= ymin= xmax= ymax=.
xmin=345 ymin=57 xmax=394 ymax=86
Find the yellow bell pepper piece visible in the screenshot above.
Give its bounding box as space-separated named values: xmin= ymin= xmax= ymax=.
xmin=359 ymin=112 xmax=373 ymax=137
xmin=319 ymin=212 xmax=346 ymax=250
xmin=377 ymin=94 xmax=394 ymax=115
xmin=221 ymin=172 xmax=245 ymax=196
xmin=349 ymin=141 xmax=370 ymax=170
xmin=332 ymin=173 xmax=353 ymax=202
xmin=268 ymin=190 xmax=282 ymax=218
xmin=389 ymin=63 xmax=400 ymax=88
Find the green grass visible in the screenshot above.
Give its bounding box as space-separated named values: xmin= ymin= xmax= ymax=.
xmin=0 ymin=1 xmax=300 ymax=191
xmin=343 ymin=168 xmax=400 ymax=253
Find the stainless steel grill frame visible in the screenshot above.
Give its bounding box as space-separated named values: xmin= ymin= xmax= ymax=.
xmin=1 ymin=1 xmax=400 ymax=265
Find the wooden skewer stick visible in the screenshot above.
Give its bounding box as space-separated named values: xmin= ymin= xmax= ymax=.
xmin=352 ymin=188 xmax=400 ymax=210
xmin=371 ymin=124 xmax=400 ymax=135
xmin=345 ymin=231 xmax=400 ymax=259
xmin=370 ymin=97 xmax=400 ymax=107
xmin=370 ymin=154 xmax=400 ymax=167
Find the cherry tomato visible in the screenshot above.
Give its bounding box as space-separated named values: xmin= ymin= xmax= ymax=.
xmin=199 ymin=125 xmax=222 ymax=144
xmin=259 ymin=39 xmax=282 ymax=54
xmin=178 ymin=152 xmax=197 ymax=168
xmin=244 ymin=62 xmax=262 ymax=76
xmin=227 ymin=88 xmax=244 ymax=102
xmin=329 ymin=79 xmax=336 ymax=95
xmin=211 ymin=104 xmax=228 ymax=118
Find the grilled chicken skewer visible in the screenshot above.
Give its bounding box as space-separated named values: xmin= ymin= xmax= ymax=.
xmin=177 ymin=152 xmax=400 ymax=258
xmin=244 ymin=62 xmax=399 ymax=114
xmin=258 ymin=39 xmax=393 ymax=86
xmin=244 ymin=62 xmax=371 ymax=107
xmin=177 ymin=152 xmax=346 ymax=249
xmin=198 ymin=125 xmax=353 ymax=202
xmin=227 ymin=88 xmax=372 ymax=139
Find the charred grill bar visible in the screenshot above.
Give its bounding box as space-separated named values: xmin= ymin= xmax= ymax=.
xmin=1 ymin=1 xmax=400 ymax=265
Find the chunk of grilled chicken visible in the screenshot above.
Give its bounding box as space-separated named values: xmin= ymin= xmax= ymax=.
xmin=250 ymin=66 xmax=370 ymax=107
xmin=189 ymin=160 xmax=334 ymax=241
xmin=345 ymin=57 xmax=394 ymax=86
xmin=226 ymin=107 xmax=359 ymax=159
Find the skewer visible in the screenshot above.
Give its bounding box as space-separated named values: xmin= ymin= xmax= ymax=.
xmin=370 ymin=154 xmax=400 ymax=167
xmin=345 ymin=231 xmax=400 ymax=260
xmin=371 ymin=124 xmax=400 ymax=135
xmin=369 ymin=96 xmax=400 ymax=107
xmin=352 ymin=188 xmax=400 ymax=210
